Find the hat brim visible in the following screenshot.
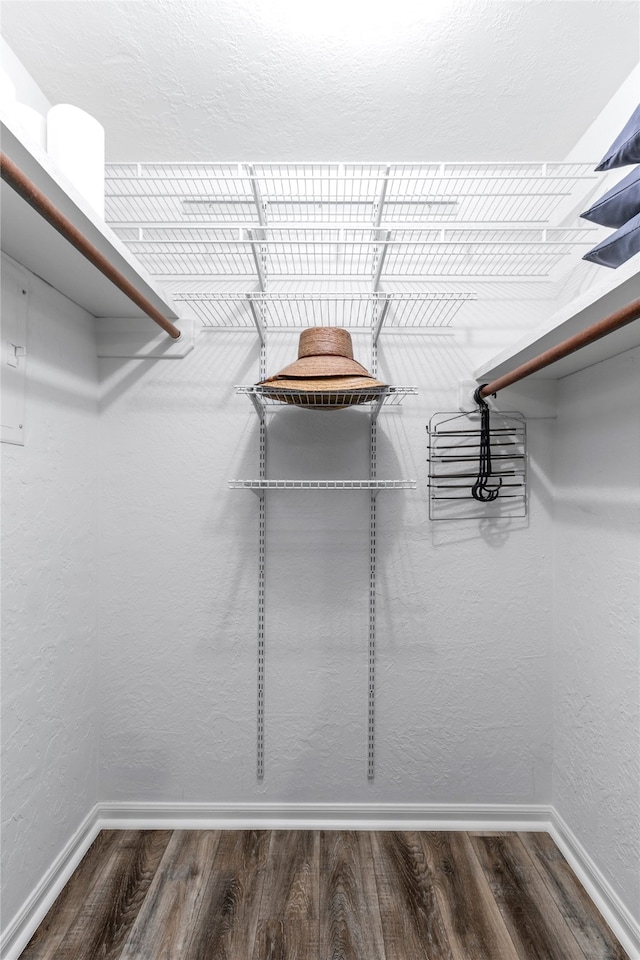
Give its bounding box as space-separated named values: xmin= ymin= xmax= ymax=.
xmin=258 ymin=375 xmax=388 ymax=408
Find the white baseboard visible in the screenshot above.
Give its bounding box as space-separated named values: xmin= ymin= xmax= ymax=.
xmin=1 ymin=804 xmax=101 ymax=960
xmin=3 ymin=802 xmax=638 ymax=960
xmin=97 ymin=800 xmax=553 ymax=832
xmin=549 ymin=810 xmax=640 ymax=960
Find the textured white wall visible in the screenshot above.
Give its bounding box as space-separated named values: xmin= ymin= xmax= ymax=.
xmin=97 ymin=327 xmax=554 ymax=803
xmin=0 ymin=257 xmax=99 ymax=930
xmin=552 ymin=345 xmax=640 ymax=923
xmin=3 ymin=256 xmax=637 ymax=933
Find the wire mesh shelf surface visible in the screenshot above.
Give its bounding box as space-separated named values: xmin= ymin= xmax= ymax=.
xmin=229 ymin=479 xmax=417 ymax=491
xmin=106 ymin=162 xmax=597 ymax=228
xmin=237 ymin=384 xmax=418 ymax=414
xmin=174 ymin=292 xmax=475 ymax=329
xmin=112 ymin=226 xmax=597 ymax=281
xmin=427 ymin=410 xmax=527 ymax=521
xmin=104 ymin=161 xmax=601 ymax=331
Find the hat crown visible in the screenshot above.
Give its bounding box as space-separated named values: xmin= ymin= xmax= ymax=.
xmin=298 ymin=327 xmax=354 ymax=360
xmin=257 ymin=325 xmax=387 ymax=405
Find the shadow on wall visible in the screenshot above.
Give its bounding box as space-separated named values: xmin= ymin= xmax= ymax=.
xmin=206 ymin=402 xmax=411 ymax=797
xmin=97 ymin=326 xmax=262 ymax=411
xmin=219 ymin=401 xmax=408 ymax=635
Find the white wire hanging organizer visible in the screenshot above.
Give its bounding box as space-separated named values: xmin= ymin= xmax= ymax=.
xmin=427 ymin=410 xmax=527 ymax=521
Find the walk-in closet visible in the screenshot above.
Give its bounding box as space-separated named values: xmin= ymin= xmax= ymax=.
xmin=1 ymin=2 xmax=639 ymax=958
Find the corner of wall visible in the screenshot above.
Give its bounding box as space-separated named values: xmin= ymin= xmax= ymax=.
xmin=564 ymin=62 xmax=640 ymax=164
xmin=1 ymin=36 xmax=52 ymax=114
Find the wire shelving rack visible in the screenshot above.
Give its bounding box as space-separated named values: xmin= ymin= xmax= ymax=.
xmin=103 ymin=161 xmax=596 ymax=782
xmin=105 ymin=161 xmax=602 ymax=329
xmin=106 ymin=161 xmax=598 ymax=229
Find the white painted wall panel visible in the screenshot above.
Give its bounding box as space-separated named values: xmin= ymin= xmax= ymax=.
xmin=552 ymin=345 xmax=640 ymax=923
xmin=98 ymin=329 xmax=554 ymax=803
xmin=0 ymin=257 xmax=99 ymax=930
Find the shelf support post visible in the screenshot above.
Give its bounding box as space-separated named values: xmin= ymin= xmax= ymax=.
xmin=370 ymin=392 xmax=386 ymax=425
xmin=257 ymin=330 xmax=267 ymax=779
xmin=374 ymin=164 xmax=391 ymax=228
xmin=372 ymin=229 xmax=391 ymax=292
xmin=257 ymin=490 xmax=265 ymax=780
xmin=246 ymin=294 xmax=266 ymax=345
xmin=373 ymin=295 xmax=391 ymax=346
xmin=368 ymin=414 xmax=377 ymax=780
xmin=247 ymin=228 xmax=267 ymax=292
xmin=246 ymin=163 xmax=267 ymax=227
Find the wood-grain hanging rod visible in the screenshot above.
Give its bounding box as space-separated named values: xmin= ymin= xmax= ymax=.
xmin=477 ymin=296 xmax=640 ymax=399
xmin=0 ymin=151 xmax=182 ymax=340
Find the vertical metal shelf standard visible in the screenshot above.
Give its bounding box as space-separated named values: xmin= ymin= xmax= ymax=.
xmin=369 ymin=239 xmax=382 ymax=780
xmin=236 ymin=385 xmax=417 ymax=781
xmin=256 ymin=224 xmax=267 ymax=781
xmin=221 ymin=167 xmax=420 ymax=782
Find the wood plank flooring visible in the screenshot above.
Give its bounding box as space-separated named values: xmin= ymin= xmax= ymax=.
xmin=19 ymin=830 xmax=629 ymax=960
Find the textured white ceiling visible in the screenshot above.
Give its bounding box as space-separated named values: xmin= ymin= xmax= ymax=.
xmin=1 ymin=0 xmax=639 ymax=162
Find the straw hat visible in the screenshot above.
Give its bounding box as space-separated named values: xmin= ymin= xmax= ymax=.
xmin=258 ymin=327 xmax=387 ymax=408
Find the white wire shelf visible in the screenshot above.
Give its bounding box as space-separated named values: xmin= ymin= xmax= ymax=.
xmin=112 ymin=226 xmax=597 ymax=281
xmin=229 ymin=479 xmax=417 ymax=491
xmin=237 ymin=384 xmax=417 ymax=414
xmin=104 ymin=162 xmax=602 ymax=320
xmin=173 ymin=291 xmax=475 ymax=329
xmin=105 ymin=162 xmax=597 ymax=228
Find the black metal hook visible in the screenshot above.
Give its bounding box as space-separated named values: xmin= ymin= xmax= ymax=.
xmin=472 ymin=384 xmax=502 ymax=503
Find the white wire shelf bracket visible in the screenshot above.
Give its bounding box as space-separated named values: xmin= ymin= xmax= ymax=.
xmin=105 ymin=162 xmax=598 ymax=229
xmin=173 ymin=291 xmax=476 ymax=329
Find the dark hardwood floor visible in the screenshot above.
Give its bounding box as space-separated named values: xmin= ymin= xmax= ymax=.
xmin=19 ymin=829 xmax=629 ymax=959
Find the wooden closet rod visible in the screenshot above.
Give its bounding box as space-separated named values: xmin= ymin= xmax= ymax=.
xmin=0 ymin=151 xmax=182 ymax=340
xmin=477 ymin=296 xmax=640 ymax=399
